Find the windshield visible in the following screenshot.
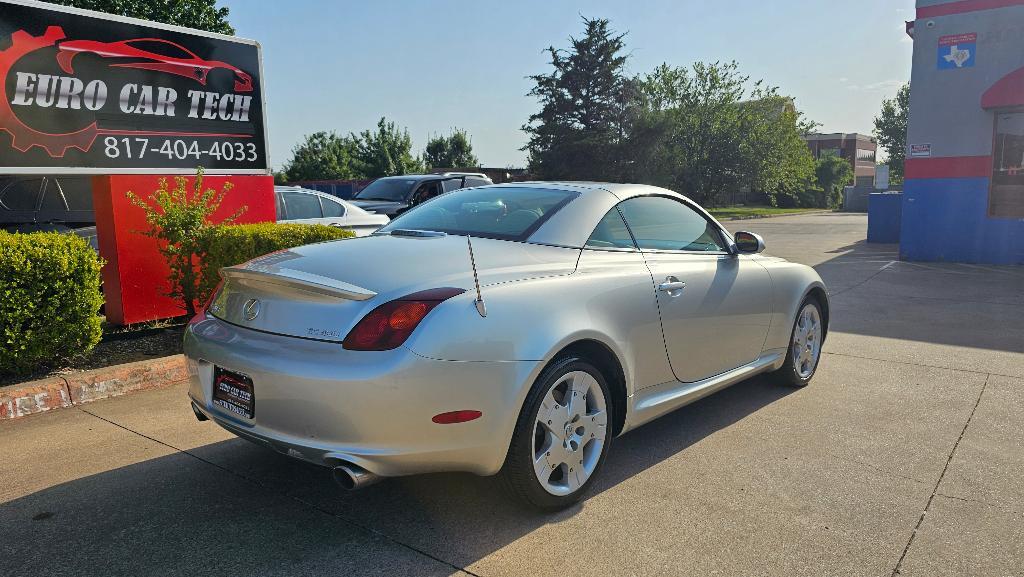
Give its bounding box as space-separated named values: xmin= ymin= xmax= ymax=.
xmin=377 ymin=187 xmax=579 ymax=241
xmin=354 ymin=178 xmax=420 ymax=202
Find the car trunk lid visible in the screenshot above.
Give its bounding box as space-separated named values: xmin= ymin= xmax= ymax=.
xmin=207 ymin=233 xmax=579 ymax=342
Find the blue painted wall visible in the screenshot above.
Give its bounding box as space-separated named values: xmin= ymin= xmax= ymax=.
xmin=868 ymin=193 xmax=903 ymax=243
xmin=901 ymin=178 xmax=1024 ymax=264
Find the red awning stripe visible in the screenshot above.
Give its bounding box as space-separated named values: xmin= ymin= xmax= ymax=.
xmin=982 ymin=67 xmax=1024 ymax=109
xmin=918 ymin=0 xmax=1024 ymax=18
xmin=904 ymin=156 xmax=993 ymax=179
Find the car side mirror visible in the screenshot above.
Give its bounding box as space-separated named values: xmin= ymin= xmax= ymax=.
xmin=734 ymin=231 xmax=766 ymax=254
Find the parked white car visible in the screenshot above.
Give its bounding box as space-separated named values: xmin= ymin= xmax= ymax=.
xmin=275 ymin=186 xmax=389 ymax=236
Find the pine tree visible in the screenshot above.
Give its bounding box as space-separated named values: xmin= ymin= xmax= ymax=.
xmin=523 ymin=17 xmax=631 ymax=181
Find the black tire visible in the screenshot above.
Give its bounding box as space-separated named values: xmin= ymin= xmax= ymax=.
xmin=499 ymin=356 xmax=613 ymax=511
xmin=770 ymin=296 xmax=824 ymax=387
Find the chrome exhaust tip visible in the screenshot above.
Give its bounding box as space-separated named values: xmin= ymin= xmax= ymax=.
xmin=191 ymin=402 xmax=209 ymax=421
xmin=332 ymin=463 xmax=381 ymax=491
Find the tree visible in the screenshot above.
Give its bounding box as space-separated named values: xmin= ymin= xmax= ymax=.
xmin=815 ymin=153 xmax=854 ymax=208
xmin=523 ymin=17 xmax=632 ymax=181
xmin=126 ymin=168 xmax=243 ymax=317
xmin=50 ymin=0 xmax=234 ymax=34
xmin=353 ymin=117 xmax=424 ymax=177
xmin=283 ymin=131 xmax=360 ymax=182
xmin=873 ymin=83 xmax=910 ymax=185
xmin=627 ymin=61 xmax=815 ymax=206
xmin=424 ymin=129 xmax=479 ymax=170
xmin=742 ymin=96 xmax=818 ymax=207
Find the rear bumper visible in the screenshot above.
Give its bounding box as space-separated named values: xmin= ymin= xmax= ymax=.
xmin=184 ymin=313 xmax=541 ymax=477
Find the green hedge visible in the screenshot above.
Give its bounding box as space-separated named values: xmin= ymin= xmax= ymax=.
xmin=0 ymin=231 xmax=104 ymax=375
xmin=197 ymin=223 xmax=354 ymax=302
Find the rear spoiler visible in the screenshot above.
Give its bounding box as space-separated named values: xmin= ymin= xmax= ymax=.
xmin=220 ymin=267 xmax=377 ymax=301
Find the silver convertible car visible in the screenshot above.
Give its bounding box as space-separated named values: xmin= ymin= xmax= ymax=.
xmin=185 ymin=182 xmax=829 ymax=510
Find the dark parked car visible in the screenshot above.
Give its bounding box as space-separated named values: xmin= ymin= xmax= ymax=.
xmin=0 ymin=176 xmax=94 ymax=227
xmin=1 ymin=176 xmax=98 ymax=249
xmin=348 ymin=173 xmax=492 ymax=217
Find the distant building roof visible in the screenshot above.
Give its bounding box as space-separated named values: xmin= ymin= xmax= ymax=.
xmin=739 ymin=96 xmax=796 ymax=118
xmin=802 ymin=132 xmax=876 ymax=143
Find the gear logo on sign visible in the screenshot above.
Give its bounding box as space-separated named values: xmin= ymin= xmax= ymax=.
xmin=0 ymin=26 xmax=99 ymax=157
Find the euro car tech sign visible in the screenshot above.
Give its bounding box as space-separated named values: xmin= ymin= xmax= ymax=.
xmin=0 ymin=0 xmax=268 ymax=173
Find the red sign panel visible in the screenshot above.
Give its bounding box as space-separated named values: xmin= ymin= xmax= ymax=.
xmin=94 ymin=174 xmax=275 ymax=324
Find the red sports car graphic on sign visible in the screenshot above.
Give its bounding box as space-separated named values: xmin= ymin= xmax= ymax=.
xmin=56 ymin=37 xmax=253 ymax=92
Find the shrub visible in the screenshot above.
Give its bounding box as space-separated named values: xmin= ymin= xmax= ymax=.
xmin=0 ymin=231 xmax=104 ymax=375
xmin=196 ymin=223 xmax=354 ymax=304
xmin=127 ymin=167 xmax=244 ymax=317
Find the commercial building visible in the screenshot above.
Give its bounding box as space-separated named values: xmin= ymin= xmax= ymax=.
xmin=802 ymin=133 xmax=878 ymax=188
xmin=902 ymin=0 xmax=1024 ymax=264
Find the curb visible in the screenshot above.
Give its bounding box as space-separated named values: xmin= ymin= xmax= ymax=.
xmin=0 ymin=354 xmax=187 ymax=421
xmin=717 ymin=209 xmax=834 ymax=222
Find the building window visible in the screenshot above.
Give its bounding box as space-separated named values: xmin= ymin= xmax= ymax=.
xmin=818 ymin=148 xmax=841 ymax=159
xmin=991 ymin=112 xmax=1024 ymax=218
xmin=856 ymin=149 xmax=876 ymax=162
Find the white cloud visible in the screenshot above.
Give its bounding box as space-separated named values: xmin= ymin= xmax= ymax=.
xmin=845 ymin=79 xmax=905 ymax=92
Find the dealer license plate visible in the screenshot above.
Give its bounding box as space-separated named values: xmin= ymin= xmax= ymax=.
xmin=212 ymin=367 xmax=254 ymax=419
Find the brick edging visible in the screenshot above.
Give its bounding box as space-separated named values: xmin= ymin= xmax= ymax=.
xmin=0 ymin=354 xmax=187 ymax=421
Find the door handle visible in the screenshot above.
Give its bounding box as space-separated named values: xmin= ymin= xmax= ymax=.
xmin=658 ymin=277 xmax=686 ymax=295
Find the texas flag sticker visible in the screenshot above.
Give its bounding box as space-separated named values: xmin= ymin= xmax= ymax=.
xmin=938 ymin=33 xmax=977 ymax=69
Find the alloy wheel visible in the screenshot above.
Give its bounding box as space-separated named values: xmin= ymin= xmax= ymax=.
xmin=791 ymin=303 xmax=822 ymax=379
xmin=531 ymin=370 xmax=608 ymax=496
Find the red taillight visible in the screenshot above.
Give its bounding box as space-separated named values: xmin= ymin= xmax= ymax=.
xmin=342 ymin=287 xmax=465 ymax=351
xmin=202 ymin=280 xmax=224 ymax=313
xmin=432 ymin=410 xmax=482 ymax=424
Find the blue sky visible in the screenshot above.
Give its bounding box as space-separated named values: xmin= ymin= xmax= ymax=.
xmin=220 ymin=0 xmax=915 ymax=169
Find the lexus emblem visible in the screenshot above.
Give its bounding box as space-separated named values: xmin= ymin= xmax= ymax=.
xmin=242 ymin=298 xmax=261 ymax=321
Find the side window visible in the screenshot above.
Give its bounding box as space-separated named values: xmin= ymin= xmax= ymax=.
xmin=275 ymin=191 xmax=286 ymax=219
xmin=464 ymin=177 xmax=490 ymax=188
xmin=411 ymin=182 xmax=442 ymax=205
xmin=321 ymin=196 xmax=346 ymax=217
xmin=0 ymin=179 xmax=43 ymax=211
xmin=586 ymin=208 xmax=636 ymax=250
xmin=53 ymin=178 xmax=92 ymax=210
xmin=441 ymin=178 xmax=464 ymax=192
xmin=39 ymin=179 xmax=70 ymax=211
xmin=617 ymin=196 xmax=726 ymax=252
xmin=282 ymin=192 xmax=322 ymax=219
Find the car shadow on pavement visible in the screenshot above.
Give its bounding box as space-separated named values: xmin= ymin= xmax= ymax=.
xmin=0 ymin=375 xmax=794 ymax=576
xmin=811 ymin=239 xmax=1024 ymax=355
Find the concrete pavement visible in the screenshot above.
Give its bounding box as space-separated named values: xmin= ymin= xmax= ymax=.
xmin=1 ymin=212 xmax=1021 ymax=576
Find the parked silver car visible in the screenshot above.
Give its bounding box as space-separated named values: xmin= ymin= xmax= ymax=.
xmin=185 ymin=182 xmax=828 ymax=509
xmin=275 ymin=186 xmax=389 ymax=236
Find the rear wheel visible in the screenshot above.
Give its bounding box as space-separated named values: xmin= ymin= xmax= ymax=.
xmin=500 ymin=357 xmax=612 ymax=510
xmin=771 ymin=298 xmax=824 ymax=387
